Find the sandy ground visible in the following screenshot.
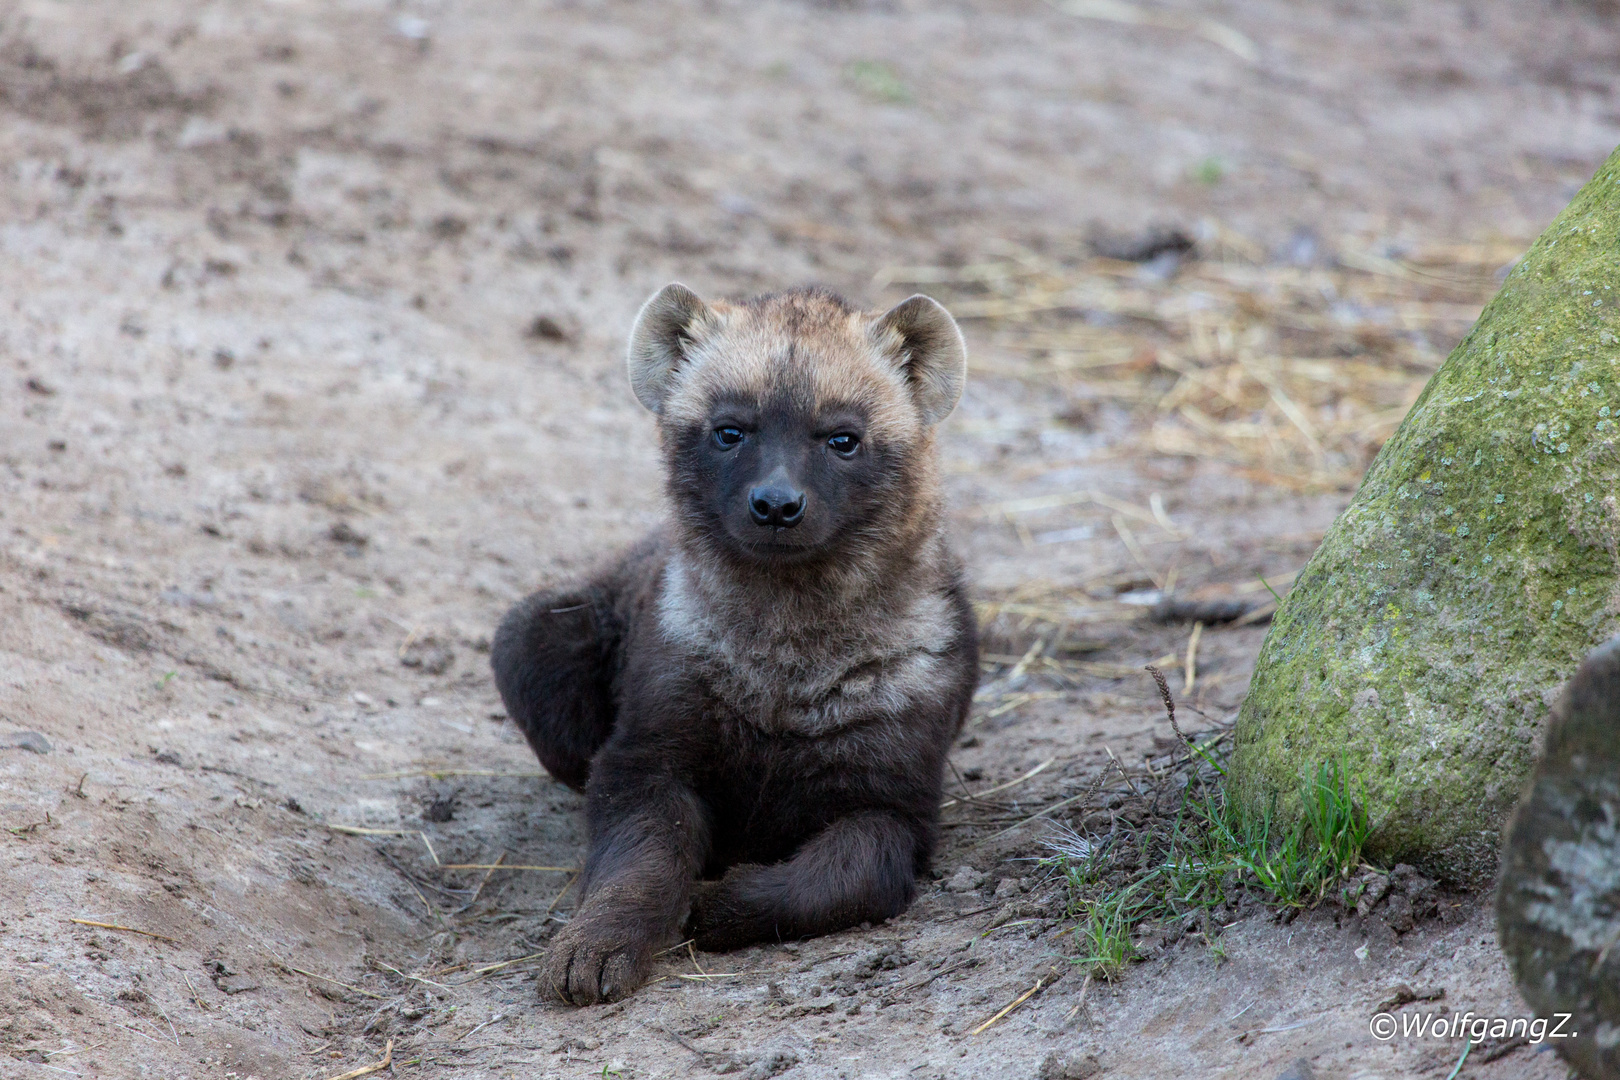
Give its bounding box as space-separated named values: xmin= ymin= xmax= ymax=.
xmin=2 ymin=1 xmax=1618 ymax=1077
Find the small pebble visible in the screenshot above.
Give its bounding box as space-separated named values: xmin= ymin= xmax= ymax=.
xmin=1038 ymin=1051 xmax=1101 ymax=1080
xmin=1 ymin=731 xmax=51 ymax=754
xmin=1274 ymin=1058 xmax=1317 ymax=1080
xmin=993 ymin=877 xmax=1024 ymax=901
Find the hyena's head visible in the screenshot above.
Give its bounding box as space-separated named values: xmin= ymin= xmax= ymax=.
xmin=626 ymin=284 xmax=966 ymax=569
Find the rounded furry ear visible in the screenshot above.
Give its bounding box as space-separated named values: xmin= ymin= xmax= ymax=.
xmin=626 ymin=283 xmax=717 ymax=414
xmin=867 ymin=294 xmax=967 ymax=426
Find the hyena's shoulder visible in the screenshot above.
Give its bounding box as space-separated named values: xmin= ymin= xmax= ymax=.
xmin=601 ymin=532 xmax=671 ymax=632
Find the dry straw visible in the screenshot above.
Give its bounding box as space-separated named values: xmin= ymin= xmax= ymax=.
xmin=322 ymin=1039 xmax=392 ymax=1080
xmin=878 ymin=233 xmax=1518 ymax=494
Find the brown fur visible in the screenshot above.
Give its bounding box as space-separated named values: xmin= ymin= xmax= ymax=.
xmin=492 ymin=285 xmax=977 ymax=1004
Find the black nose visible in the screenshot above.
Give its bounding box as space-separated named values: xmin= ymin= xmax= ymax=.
xmin=749 ymin=483 xmax=805 ymax=528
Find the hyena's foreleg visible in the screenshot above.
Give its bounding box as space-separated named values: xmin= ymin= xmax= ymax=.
xmin=686 ymin=812 xmax=922 ymax=951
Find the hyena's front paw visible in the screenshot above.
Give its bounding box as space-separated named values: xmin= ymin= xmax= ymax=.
xmin=541 ymin=916 xmax=654 ymax=1005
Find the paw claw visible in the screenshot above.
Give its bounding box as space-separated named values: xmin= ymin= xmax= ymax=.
xmin=540 ymin=919 xmax=653 ymax=1005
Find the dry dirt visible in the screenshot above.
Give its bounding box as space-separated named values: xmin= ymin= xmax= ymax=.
xmin=2 ymin=2 xmax=1617 ymax=1078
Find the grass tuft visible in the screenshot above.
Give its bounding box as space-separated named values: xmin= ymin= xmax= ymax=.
xmin=1043 ymin=753 xmax=1371 ymax=978
xmin=1071 ymin=887 xmax=1139 ymax=981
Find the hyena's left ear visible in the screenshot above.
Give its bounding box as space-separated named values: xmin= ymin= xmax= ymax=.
xmin=627 ymin=283 xmax=719 ymax=415
xmin=867 ymin=295 xmax=967 ymax=426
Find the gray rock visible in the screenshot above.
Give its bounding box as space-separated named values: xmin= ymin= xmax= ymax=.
xmin=401 ymin=635 xmax=454 ymax=675
xmin=1353 ymin=872 xmax=1389 ymax=918
xmin=1038 ymin=1051 xmax=1101 ymax=1080
xmin=985 ymin=903 xmax=1017 ymax=929
xmin=1383 ymin=893 xmax=1415 ymax=934
xmin=993 ymin=877 xmax=1025 ymax=901
xmin=945 ymin=865 xmax=987 ymax=893
xmin=327 ymin=520 xmax=368 ymax=546
xmin=741 ymin=1048 xmax=799 ymax=1080
xmin=1499 ymin=636 xmax=1620 ymax=1080
xmin=1086 ymin=223 xmax=1193 ymax=263
xmin=205 ymin=958 xmax=260 ymax=995
xmin=1391 ymin=863 xmax=1438 ymax=913
xmin=1 ymin=731 xmax=51 ymax=754
xmin=1133 ymin=927 xmax=1165 ymax=960
xmin=215 ymin=974 xmax=260 ymax=995
xmin=1274 ymin=1059 xmax=1316 ymax=1080
xmin=1230 ymin=149 xmax=1620 ymax=884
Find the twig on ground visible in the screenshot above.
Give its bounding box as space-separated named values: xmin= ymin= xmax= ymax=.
xmin=970 ymin=970 xmax=1056 ymax=1035
xmin=883 ymin=956 xmax=980 ymax=1004
xmin=1110 ymin=515 xmax=1160 ymax=587
xmin=659 ymin=1025 xmax=732 ymax=1063
xmin=1006 ymin=637 xmax=1046 ymax=682
xmin=267 ymin=956 xmax=386 ymax=1000
xmin=375 ymin=961 xmax=453 ymax=991
xmin=453 ymin=951 xmax=545 ymax=984
xmin=182 ymin=972 xmax=208 ymax=1011
xmin=448 ymin=852 xmax=503 ymax=917
xmin=942 ymin=757 xmax=1056 ymax=808
xmin=1231 ymin=600 xmax=1277 ymax=627
xmin=456 ymin=1014 xmax=507 ymax=1041
xmin=977 ymin=759 xmax=1119 ymax=844
xmin=1183 ymin=621 xmax=1203 ymax=693
xmin=321 ymin=1039 xmax=393 ymax=1080
xmin=68 ymin=918 xmax=179 ymax=944
xmin=1063 ymin=971 xmax=1095 ymax=1027
xmin=546 ymin=873 xmax=579 ymax=914
xmin=1230 ymin=1017 xmax=1319 ymax=1043
xmin=374 ymin=848 xmax=454 ymax=922
xmin=45 ymin=1042 xmax=104 ymax=1062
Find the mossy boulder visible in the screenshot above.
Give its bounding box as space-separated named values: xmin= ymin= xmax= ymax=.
xmin=1231 ymin=146 xmax=1620 ymax=885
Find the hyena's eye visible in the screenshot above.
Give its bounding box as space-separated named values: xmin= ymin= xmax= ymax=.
xmin=712 ymin=426 xmax=744 ymax=449
xmin=827 ymin=432 xmax=861 ymax=457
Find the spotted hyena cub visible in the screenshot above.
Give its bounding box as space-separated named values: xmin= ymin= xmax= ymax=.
xmin=491 ymin=284 xmax=979 ymax=1004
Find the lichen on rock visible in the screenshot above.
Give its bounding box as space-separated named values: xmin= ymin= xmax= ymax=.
xmin=1231 ymin=146 xmax=1620 ymax=885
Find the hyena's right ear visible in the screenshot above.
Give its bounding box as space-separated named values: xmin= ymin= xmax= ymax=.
xmin=626 ymin=283 xmax=718 ymax=415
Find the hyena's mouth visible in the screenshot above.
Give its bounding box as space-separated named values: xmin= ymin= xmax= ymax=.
xmin=736 ymin=532 xmax=825 ymax=560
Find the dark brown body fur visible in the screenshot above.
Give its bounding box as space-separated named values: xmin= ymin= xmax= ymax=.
xmin=492 ymin=285 xmax=978 ymax=1003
